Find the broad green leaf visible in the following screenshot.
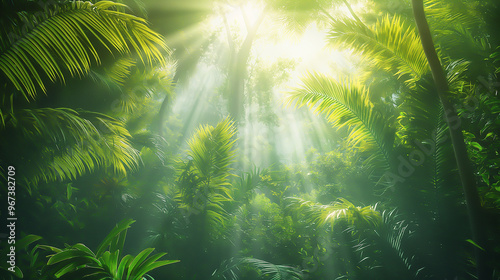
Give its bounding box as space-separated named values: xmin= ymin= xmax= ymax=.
xmin=127 ymin=248 xmax=155 ymax=279
xmin=132 ymin=259 xmax=180 ymax=280
xmin=47 ymin=248 xmax=96 ymax=265
xmin=15 ymin=235 xmax=42 ymax=251
xmin=96 ymin=219 xmax=135 ymax=258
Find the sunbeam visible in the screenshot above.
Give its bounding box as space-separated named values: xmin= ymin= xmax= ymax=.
xmin=8 ymin=0 xmax=499 ymax=279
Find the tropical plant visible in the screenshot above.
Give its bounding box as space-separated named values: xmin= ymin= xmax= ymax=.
xmin=0 ymin=0 xmax=166 ymax=101
xmin=344 ymin=209 xmax=426 ymax=279
xmin=0 ymin=234 xmax=43 ymax=279
xmin=0 ymin=0 xmax=168 ymax=187
xmin=286 ymin=73 xmax=394 ymax=179
xmin=211 ymin=257 xmax=303 ymax=280
xmin=166 ymin=117 xmax=237 ymax=278
xmin=287 ymin=197 xmax=382 ymax=230
xmin=411 ymin=0 xmax=491 ymax=278
xmin=176 ymin=117 xmax=237 ymax=230
xmin=285 ymin=1 xmax=500 ymax=278
xmin=1 ymin=109 xmax=140 ymax=188
xmin=39 ymin=219 xmax=179 ymax=279
xmin=328 ymin=14 xmax=429 ymax=89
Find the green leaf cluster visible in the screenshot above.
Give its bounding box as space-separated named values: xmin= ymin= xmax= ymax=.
xmin=40 ymin=219 xmax=179 ymax=280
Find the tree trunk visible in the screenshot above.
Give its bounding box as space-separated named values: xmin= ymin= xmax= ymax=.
xmin=411 ymin=1 xmax=491 ymax=279
xmin=227 ymin=9 xmax=266 ymax=121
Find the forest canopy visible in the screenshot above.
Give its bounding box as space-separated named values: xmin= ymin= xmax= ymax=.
xmin=1 ymin=0 xmax=500 ymax=279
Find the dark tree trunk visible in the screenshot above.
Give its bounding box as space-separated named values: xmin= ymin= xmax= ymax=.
xmin=411 ymin=1 xmax=491 ymax=279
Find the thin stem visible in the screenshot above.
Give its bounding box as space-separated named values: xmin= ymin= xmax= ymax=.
xmin=342 ymin=0 xmax=363 ymax=25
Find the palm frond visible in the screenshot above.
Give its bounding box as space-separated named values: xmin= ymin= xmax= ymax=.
xmin=0 ymin=0 xmax=168 ymax=101
xmin=396 ymin=60 xmax=465 ymax=191
xmin=186 ymin=117 xmax=237 ymax=190
xmin=89 ymin=57 xmax=136 ymax=88
xmin=328 ymin=15 xmax=429 ymax=88
xmin=212 ymin=257 xmax=303 ymax=280
xmin=4 ymin=108 xmax=139 ymax=186
xmin=88 ymin=61 xmax=174 ymax=118
xmin=243 ymin=258 xmax=303 ymax=280
xmin=424 ymin=0 xmax=482 ymax=31
xmin=176 ymin=118 xmax=237 ymax=229
xmin=395 ymin=58 xmax=469 ymax=147
xmin=378 ymin=209 xmax=416 ymax=273
xmin=286 ymin=72 xmax=393 ymax=173
xmin=120 ymin=67 xmax=174 ymax=115
xmin=434 ymin=25 xmax=490 ymax=70
xmin=362 ymin=209 xmax=426 ymax=279
xmin=287 ymin=197 xmax=382 ymax=229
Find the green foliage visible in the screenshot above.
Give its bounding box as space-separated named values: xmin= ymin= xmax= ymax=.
xmin=212 ymin=257 xmax=303 ymax=280
xmin=2 ymin=108 xmax=139 ymax=186
xmin=40 ymin=219 xmax=179 ymax=280
xmin=2 ymin=1 xmax=500 ymax=280
xmin=287 ymin=73 xmax=393 ymax=173
xmin=91 ymin=62 xmax=174 ymax=117
xmin=0 ymin=0 xmax=172 ymax=189
xmin=287 ymin=197 xmax=382 ymax=229
xmin=491 ymin=46 xmax=500 ymax=73
xmin=347 ymin=209 xmax=425 ymax=279
xmin=0 ymin=234 xmax=43 ymax=279
xmin=0 ymin=0 xmax=168 ymax=101
xmin=176 ymin=117 xmax=237 ymax=229
xmin=458 ymin=82 xmax=500 ymax=209
xmin=231 ymin=193 xmax=296 ymax=260
xmin=328 ymin=14 xmax=428 ymax=88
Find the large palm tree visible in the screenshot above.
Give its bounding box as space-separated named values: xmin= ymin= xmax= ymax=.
xmin=286 ymin=0 xmax=496 ymax=278
xmin=411 ymin=1 xmax=491 ymax=278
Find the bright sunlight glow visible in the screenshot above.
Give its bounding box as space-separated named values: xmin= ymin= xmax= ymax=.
xmin=170 ymin=1 xmax=360 ymax=170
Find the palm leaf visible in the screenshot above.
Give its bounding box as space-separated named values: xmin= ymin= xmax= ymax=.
xmin=424 ymin=0 xmax=482 ymax=32
xmin=286 ymin=72 xmax=393 ymax=173
xmin=186 ymin=117 xmax=237 ymax=183
xmin=4 ymin=108 xmax=140 ymax=186
xmin=212 ymin=257 xmax=303 ymax=280
xmin=178 ymin=117 xmax=236 ymax=204
xmin=89 ymin=57 xmax=136 ymax=89
xmin=328 ymin=15 xmax=429 ymax=88
xmin=0 ymin=0 xmax=168 ymax=101
xmin=396 ymin=60 xmax=465 ymax=207
xmin=287 ymin=197 xmax=382 ymax=229
xmin=176 ymin=117 xmax=237 ymax=234
xmin=243 ymin=258 xmax=303 ymax=280
xmin=352 ymin=209 xmax=425 ymax=279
